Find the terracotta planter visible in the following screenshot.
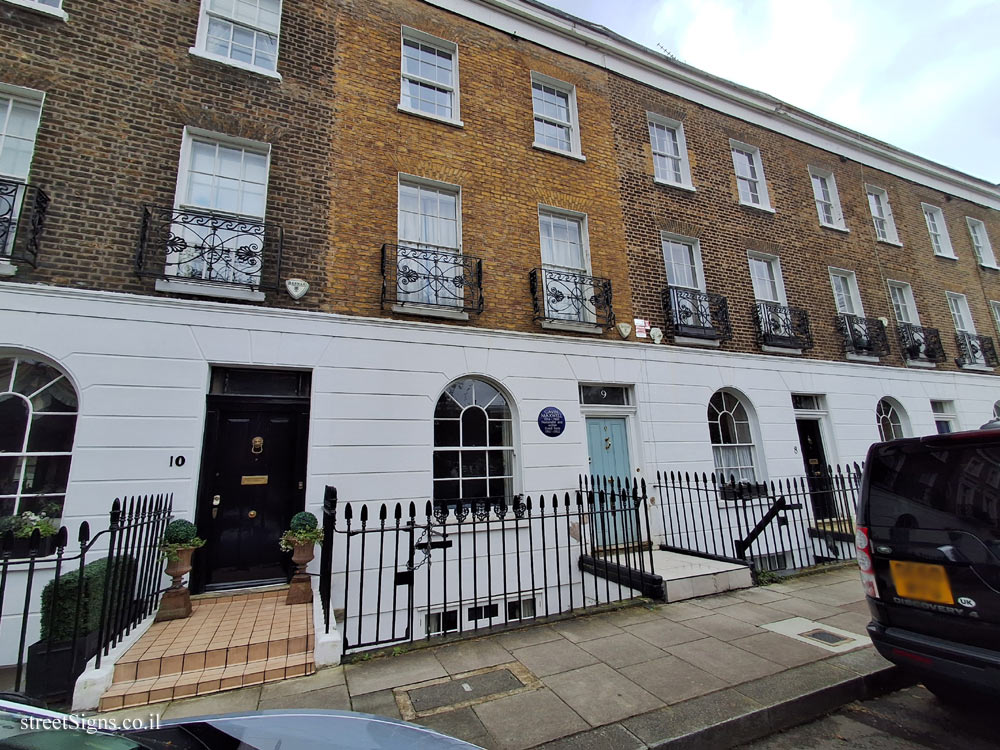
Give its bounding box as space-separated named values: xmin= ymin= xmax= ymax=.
xmin=156 ymin=546 xmax=195 ymax=621
xmin=286 ymin=541 xmax=315 ymax=605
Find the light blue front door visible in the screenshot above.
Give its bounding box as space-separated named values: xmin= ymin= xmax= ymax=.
xmin=586 ymin=417 xmax=632 ymax=545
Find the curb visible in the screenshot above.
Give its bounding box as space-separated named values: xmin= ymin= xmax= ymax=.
xmin=538 ymin=648 xmax=915 ymax=750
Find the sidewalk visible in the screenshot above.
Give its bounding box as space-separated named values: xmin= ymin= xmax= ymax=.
xmin=99 ymin=564 xmax=909 ymax=749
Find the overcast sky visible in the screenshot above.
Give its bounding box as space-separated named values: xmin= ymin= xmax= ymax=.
xmin=541 ymin=0 xmax=1000 ymax=184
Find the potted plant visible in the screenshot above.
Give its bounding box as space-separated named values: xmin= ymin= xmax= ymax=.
xmin=155 ymin=519 xmax=205 ymax=621
xmin=0 ymin=509 xmax=61 ymax=558
xmin=280 ymin=511 xmax=323 ymax=604
xmin=25 ymin=555 xmax=136 ymax=703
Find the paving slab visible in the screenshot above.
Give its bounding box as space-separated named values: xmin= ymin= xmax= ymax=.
xmin=416 ymin=707 xmax=494 ymax=748
xmin=684 ymin=613 xmax=763 ymax=642
xmin=473 ymin=688 xmax=588 ymax=750
xmin=620 ymin=654 xmax=728 ymax=705
xmin=434 ymin=638 xmax=514 ymax=675
xmin=666 ymin=636 xmax=784 ymax=683
xmin=735 ymin=587 xmax=789 ymax=605
xmin=712 ymin=602 xmax=788 ymax=626
xmin=258 ymin=683 xmax=352 ymax=711
xmin=656 ymin=601 xmax=710 ymax=621
xmin=593 ymin=604 xmax=663 ymax=628
xmin=734 ymin=661 xmax=855 ymax=707
xmin=576 ymin=632 xmax=667 ymax=669
xmin=494 ymin=625 xmax=563 ymax=651
xmin=259 ymin=665 xmax=345 ymax=701
xmin=765 ymin=596 xmax=843 ymax=621
xmin=729 ymin=632 xmax=832 ymax=668
xmin=624 ymin=618 xmax=705 ymax=649
xmin=793 ymin=580 xmax=866 ymax=606
xmin=622 ymin=688 xmax=764 ymax=747
xmin=351 ymin=688 xmax=402 ymax=720
xmin=688 ymin=593 xmax=744 ymax=609
xmin=345 ymin=651 xmax=447 ymax=696
xmin=552 ymin=615 xmax=624 ymax=643
xmin=160 ymin=685 xmax=262 ymax=719
xmin=536 ymin=723 xmax=645 ymax=750
xmin=817 ymin=611 xmax=871 ymax=637
xmin=543 ymin=663 xmax=663 ymax=727
xmin=511 ymin=638 xmax=598 ymax=677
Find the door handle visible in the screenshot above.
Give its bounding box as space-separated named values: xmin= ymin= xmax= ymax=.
xmin=212 ymin=494 xmax=221 ymax=519
xmin=248 ymin=510 xmax=257 ymax=519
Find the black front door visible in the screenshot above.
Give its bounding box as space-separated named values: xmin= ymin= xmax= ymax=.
xmin=795 ymin=418 xmax=833 ymax=518
xmin=194 ymin=400 xmax=309 ymax=591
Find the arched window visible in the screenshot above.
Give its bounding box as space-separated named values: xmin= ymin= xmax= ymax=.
xmin=433 ymin=378 xmax=514 ymax=506
xmin=708 ymin=390 xmax=758 ymax=482
xmin=0 ymin=356 xmax=78 ymax=522
xmin=876 ymin=398 xmax=905 ymax=442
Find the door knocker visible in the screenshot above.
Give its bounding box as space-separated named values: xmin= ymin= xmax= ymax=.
xmin=251 ymin=436 xmax=264 ymax=454
xmin=604 ymin=436 xmax=612 ymax=450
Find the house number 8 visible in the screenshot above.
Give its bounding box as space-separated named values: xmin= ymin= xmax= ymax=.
xmin=169 ymin=455 xmax=186 ymax=467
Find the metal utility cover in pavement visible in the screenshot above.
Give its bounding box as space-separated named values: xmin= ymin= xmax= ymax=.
xmin=800 ymin=628 xmax=851 ymax=645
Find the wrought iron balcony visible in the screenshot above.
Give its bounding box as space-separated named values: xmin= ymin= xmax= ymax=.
xmin=136 ymin=205 xmax=283 ymax=289
xmin=529 ymin=267 xmax=614 ymax=329
xmin=753 ymin=301 xmax=813 ymax=350
xmin=836 ymin=314 xmax=890 ymax=357
xmin=956 ymin=331 xmax=999 ymax=368
xmin=381 ymin=243 xmax=484 ymax=314
xmin=661 ymin=286 xmax=732 ymax=342
xmin=1 ymin=178 xmax=49 ymax=267
xmin=896 ymin=322 xmax=946 ymax=363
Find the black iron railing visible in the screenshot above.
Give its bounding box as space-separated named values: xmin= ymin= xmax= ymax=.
xmin=896 ymin=322 xmax=946 ymax=363
xmin=656 ymin=465 xmax=862 ymax=576
xmin=529 ymin=268 xmax=614 ymax=328
xmin=0 ymin=494 xmax=172 ymax=705
xmin=753 ymin=301 xmax=813 ymax=350
xmin=837 ymin=314 xmax=890 ymax=357
xmin=956 ymin=331 xmax=999 ymax=368
xmin=320 ymin=477 xmax=659 ymax=654
xmin=381 ymin=243 xmax=484 ymax=314
xmin=136 ymin=205 xmax=283 ymax=290
xmin=662 ymin=287 xmax=733 ymax=342
xmin=1 ymin=178 xmax=49 ymax=267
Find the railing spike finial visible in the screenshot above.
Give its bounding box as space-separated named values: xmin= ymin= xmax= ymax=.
xmin=78 ymin=521 xmax=91 ymax=545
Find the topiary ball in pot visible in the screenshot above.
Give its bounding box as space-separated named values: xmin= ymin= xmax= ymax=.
xmin=289 ymin=511 xmax=318 ymax=533
xmin=163 ymin=518 xmax=200 ymax=546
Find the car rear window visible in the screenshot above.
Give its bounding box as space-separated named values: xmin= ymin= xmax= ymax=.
xmin=866 ymin=439 xmax=1000 ymax=538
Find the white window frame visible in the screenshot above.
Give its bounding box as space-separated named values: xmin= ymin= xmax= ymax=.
xmin=729 ymin=140 xmax=772 ymax=211
xmin=966 ymin=217 xmax=998 ymax=269
xmin=647 ymin=112 xmax=693 ymax=190
xmin=887 ymin=280 xmax=919 ymax=325
xmin=747 ymin=251 xmax=786 ymax=304
xmin=946 ymin=291 xmax=975 ymax=334
xmin=865 ymin=185 xmax=900 ymax=245
xmin=922 ymin=203 xmax=955 ymax=259
xmin=396 ymin=174 xmax=462 ymax=253
xmin=1 ymin=0 xmax=67 ymax=21
xmin=828 ymin=268 xmax=863 ymax=316
xmin=190 ymin=0 xmax=283 ymax=80
xmin=530 ymin=72 xmax=584 ymax=161
xmin=537 ymin=205 xmax=600 ymax=329
xmin=398 ymin=27 xmax=462 ymax=128
xmin=930 ymin=400 xmax=958 ymax=435
xmin=0 ymin=84 xmax=45 ymax=268
xmin=991 ymin=300 xmax=1000 ymax=338
xmin=661 ymin=232 xmax=704 ymax=292
xmin=808 ymin=166 xmax=847 ymax=231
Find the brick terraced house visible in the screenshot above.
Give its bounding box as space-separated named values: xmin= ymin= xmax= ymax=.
xmin=1 ymin=0 xmax=999 ymax=707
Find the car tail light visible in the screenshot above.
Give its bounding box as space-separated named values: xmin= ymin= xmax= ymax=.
xmin=856 ymin=525 xmax=880 ymax=599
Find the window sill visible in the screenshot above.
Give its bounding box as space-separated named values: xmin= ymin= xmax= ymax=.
xmin=188 ymin=48 xmax=282 ymax=80
xmin=673 ymin=335 xmax=720 ymax=348
xmin=905 ymin=359 xmax=936 ymax=369
xmin=979 ymin=263 xmax=1000 ymax=271
xmin=155 ymin=278 xmax=266 ymax=302
xmin=876 ymin=238 xmax=903 ymax=248
xmin=2 ymin=0 xmax=67 ymax=20
xmin=0 ymin=261 xmax=18 ymax=277
xmin=932 ymin=251 xmax=958 ymax=261
xmin=396 ymin=103 xmax=464 ymax=129
xmin=391 ymin=303 xmax=469 ymax=321
xmin=845 ymin=353 xmax=879 ymax=363
xmin=960 ymin=363 xmax=994 ymax=373
xmin=532 ymin=142 xmax=586 ymax=162
xmin=738 ymin=201 xmax=775 ymax=214
xmin=540 ymin=320 xmax=603 ymax=334
xmin=820 ymin=223 xmax=850 ymax=234
xmin=653 ymin=177 xmax=696 ymax=193
xmin=761 ymin=345 xmax=802 ymax=355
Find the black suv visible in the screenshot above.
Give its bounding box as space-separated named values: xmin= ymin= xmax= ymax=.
xmin=857 ymin=429 xmax=1000 ymax=701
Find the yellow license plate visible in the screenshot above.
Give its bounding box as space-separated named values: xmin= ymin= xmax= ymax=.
xmin=890 ymin=560 xmax=954 ymax=605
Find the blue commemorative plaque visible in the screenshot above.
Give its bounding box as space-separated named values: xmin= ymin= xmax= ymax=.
xmin=538 ymin=406 xmax=566 ymax=438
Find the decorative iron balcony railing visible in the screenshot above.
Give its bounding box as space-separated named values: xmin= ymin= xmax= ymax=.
xmin=753 ymin=301 xmax=813 ymax=350
xmin=529 ymin=267 xmax=614 ymax=329
xmin=0 ymin=178 xmax=49 ymax=268
xmin=896 ymin=322 xmax=946 ymax=363
xmin=956 ymin=331 xmax=999 ymax=368
xmin=381 ymin=243 xmax=484 ymax=314
xmin=836 ymin=314 xmax=890 ymax=357
xmin=136 ymin=206 xmax=283 ymax=290
xmin=661 ymin=286 xmax=732 ymax=342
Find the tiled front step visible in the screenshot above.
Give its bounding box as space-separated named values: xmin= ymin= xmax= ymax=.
xmin=99 ymin=653 xmax=315 ymax=711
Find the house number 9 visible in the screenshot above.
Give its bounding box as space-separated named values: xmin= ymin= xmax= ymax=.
xmin=169 ymin=455 xmax=186 ymax=467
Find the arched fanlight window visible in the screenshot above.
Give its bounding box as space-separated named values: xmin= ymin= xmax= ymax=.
xmin=707 ymin=390 xmax=758 ymax=482
xmin=433 ymin=379 xmax=514 ymax=506
xmin=0 ymin=357 xmax=78 ymax=522
xmin=876 ymin=398 xmax=905 ymax=442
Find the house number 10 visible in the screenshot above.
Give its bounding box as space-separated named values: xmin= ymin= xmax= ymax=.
xmin=169 ymin=455 xmax=186 ymax=467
